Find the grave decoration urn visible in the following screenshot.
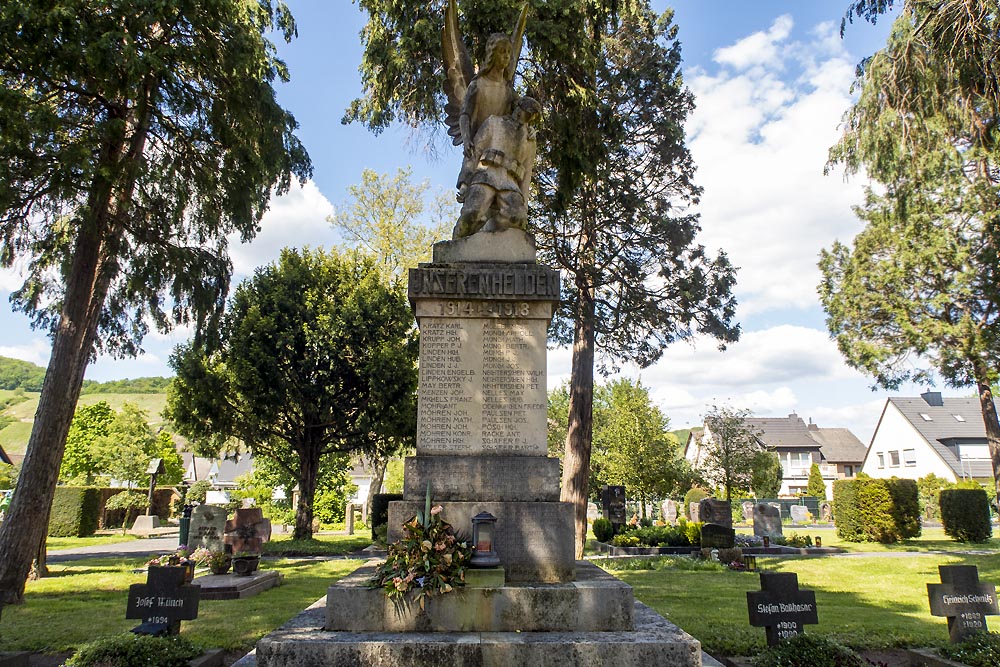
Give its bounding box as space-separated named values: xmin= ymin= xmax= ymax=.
xmin=232 ymin=554 xmax=260 ymax=576
xmin=470 ymin=512 xmax=501 ymax=568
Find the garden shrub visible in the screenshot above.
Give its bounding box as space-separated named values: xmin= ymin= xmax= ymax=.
xmin=684 ymin=521 xmax=702 ymax=546
xmin=370 ymin=493 xmax=404 ymax=540
xmin=48 ymin=486 xmax=100 ymax=537
xmin=64 ymin=632 xmax=202 ymax=667
xmin=617 ymin=525 xmax=692 ymax=547
xmin=592 ymin=518 xmax=614 ymax=543
xmin=683 ymin=487 xmax=709 ymax=518
xmin=940 ymin=488 xmax=993 ymax=543
xmin=185 ymin=480 xmax=212 ymax=505
xmin=752 ymin=634 xmax=866 ymax=667
xmin=833 ymin=477 xmax=920 ymax=543
xmin=940 ymin=631 xmax=1000 ymax=667
xmin=611 ymin=534 xmax=640 ymax=547
xmin=783 ymin=532 xmax=813 ymax=548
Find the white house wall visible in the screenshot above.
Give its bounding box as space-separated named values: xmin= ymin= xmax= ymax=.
xmin=862 ymin=402 xmax=956 ymax=482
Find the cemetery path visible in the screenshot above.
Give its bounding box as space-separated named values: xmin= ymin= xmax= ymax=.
xmin=47 ymin=535 xmax=180 ymax=562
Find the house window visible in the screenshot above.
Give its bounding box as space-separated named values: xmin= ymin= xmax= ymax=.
xmin=903 ymin=449 xmax=917 ymax=467
xmin=877 ymin=453 xmax=885 ymax=469
xmin=919 ymin=413 xmax=933 ymax=421
xmin=953 ymin=415 xmax=966 ymax=422
xmin=889 ymin=451 xmax=900 ymax=467
xmin=843 ymin=465 xmax=855 ymax=477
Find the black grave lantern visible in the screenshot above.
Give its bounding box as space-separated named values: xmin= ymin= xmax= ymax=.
xmin=470 ymin=512 xmax=500 ymax=568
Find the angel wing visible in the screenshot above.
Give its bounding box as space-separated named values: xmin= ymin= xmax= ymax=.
xmin=442 ymin=0 xmax=475 ymax=146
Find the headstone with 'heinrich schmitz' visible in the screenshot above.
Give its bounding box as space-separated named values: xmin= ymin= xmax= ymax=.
xmin=927 ymin=565 xmax=999 ymax=642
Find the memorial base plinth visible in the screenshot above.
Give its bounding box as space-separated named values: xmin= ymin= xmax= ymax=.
xmin=388 ymin=500 xmax=575 ymax=583
xmin=195 ymin=570 xmax=282 ymax=600
xmin=326 ymin=562 xmax=632 ymax=633
xmin=403 ymin=455 xmax=561 ymax=502
xmin=257 ymin=586 xmax=703 ymax=667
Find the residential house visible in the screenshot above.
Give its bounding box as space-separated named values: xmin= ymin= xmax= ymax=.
xmin=861 ymin=391 xmax=993 ymax=482
xmin=685 ymin=413 xmax=867 ymax=498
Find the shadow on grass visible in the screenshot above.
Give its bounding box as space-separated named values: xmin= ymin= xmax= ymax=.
xmin=610 ymin=552 xmax=1000 ymax=658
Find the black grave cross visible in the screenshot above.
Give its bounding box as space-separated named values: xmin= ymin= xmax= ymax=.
xmin=927 ymin=564 xmax=999 ymax=642
xmin=126 ymin=565 xmax=200 ymax=635
xmin=747 ymin=572 xmax=819 ymax=646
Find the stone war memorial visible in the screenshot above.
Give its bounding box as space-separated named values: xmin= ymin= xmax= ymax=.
xmin=250 ymin=1 xmax=705 ymax=665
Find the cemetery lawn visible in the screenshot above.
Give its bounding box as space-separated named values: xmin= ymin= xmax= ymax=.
xmin=606 ymin=552 xmax=1000 ymax=657
xmin=262 ymin=532 xmax=373 ymax=556
xmin=46 ymin=533 xmax=139 ymax=550
xmin=0 ymin=557 xmax=361 ymax=654
xmin=738 ymin=526 xmax=1000 ymax=553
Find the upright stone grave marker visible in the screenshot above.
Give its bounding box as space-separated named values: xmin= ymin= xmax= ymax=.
xmin=188 ymin=504 xmax=227 ymax=552
xmin=753 ymin=503 xmax=783 ymax=538
xmin=742 ymin=500 xmax=755 ymax=524
xmin=699 ymin=498 xmax=732 ymax=528
xmin=688 ymin=502 xmax=700 ymax=522
xmin=224 ymin=507 xmax=272 ymax=554
xmin=747 ymin=572 xmax=819 ymax=646
xmin=790 ymin=505 xmax=809 ymax=525
xmin=126 ymin=566 xmax=200 ymax=635
xmin=602 ymin=485 xmax=626 ymax=533
xmin=927 ymin=565 xmax=999 ymax=642
xmin=819 ymin=502 xmax=832 ymax=523
xmin=661 ymin=499 xmax=677 ymax=525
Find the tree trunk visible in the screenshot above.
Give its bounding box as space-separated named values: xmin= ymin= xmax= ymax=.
xmin=365 ymin=454 xmax=388 ymax=521
xmin=0 ymin=224 xmax=110 ymax=603
xmin=973 ymin=362 xmax=1000 ymax=501
xmin=294 ymin=448 xmax=319 ymax=540
xmin=560 ymin=286 xmax=596 ymax=559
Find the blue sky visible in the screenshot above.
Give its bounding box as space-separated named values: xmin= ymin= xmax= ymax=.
xmin=2 ymin=1 xmax=956 ymax=443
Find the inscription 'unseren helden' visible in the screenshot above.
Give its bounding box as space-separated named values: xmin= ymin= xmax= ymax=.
xmin=417 ymin=316 xmax=547 ymax=456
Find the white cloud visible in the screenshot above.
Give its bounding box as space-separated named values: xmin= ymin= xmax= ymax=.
xmin=0 ymin=339 xmax=51 ymax=367
xmin=714 ymin=15 xmax=794 ymax=71
xmin=687 ymin=18 xmax=866 ymax=317
xmin=228 ymin=179 xmax=338 ymax=278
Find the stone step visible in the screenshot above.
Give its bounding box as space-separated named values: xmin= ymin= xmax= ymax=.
xmin=403 ymin=455 xmax=561 ymax=502
xmin=388 ymin=499 xmax=575 ymax=583
xmin=258 ymin=599 xmax=705 ymax=667
xmin=327 ymin=562 xmax=633 ymax=633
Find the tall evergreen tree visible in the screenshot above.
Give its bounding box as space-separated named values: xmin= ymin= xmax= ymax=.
xmin=349 ymin=0 xmax=738 ymax=556
xmin=0 ymin=0 xmax=311 ymax=602
xmin=825 ymin=0 xmax=1000 ymax=497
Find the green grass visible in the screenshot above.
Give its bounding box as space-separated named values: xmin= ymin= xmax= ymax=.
xmin=604 ymin=552 xmax=1000 ymax=656
xmin=0 ymin=557 xmax=361 ymax=653
xmin=0 ymin=420 xmax=31 ymax=456
xmin=46 ymin=534 xmax=139 ymax=551
xmin=263 ymin=532 xmax=373 ymax=556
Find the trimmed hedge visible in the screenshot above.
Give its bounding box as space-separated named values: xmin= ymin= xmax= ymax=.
xmin=48 ymin=486 xmax=101 ymax=537
xmin=370 ymin=493 xmax=404 ymax=540
xmin=832 ymin=477 xmax=921 ymax=543
xmin=592 ymin=517 xmax=614 ymax=543
xmin=940 ymin=488 xmax=993 ymax=543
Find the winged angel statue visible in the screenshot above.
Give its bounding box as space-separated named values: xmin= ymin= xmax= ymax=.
xmin=442 ymin=0 xmax=540 ymax=239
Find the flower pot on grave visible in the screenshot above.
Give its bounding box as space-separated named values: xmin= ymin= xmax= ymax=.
xmin=209 ymin=559 xmax=231 ymax=575
xmin=232 ymin=555 xmax=260 ymax=576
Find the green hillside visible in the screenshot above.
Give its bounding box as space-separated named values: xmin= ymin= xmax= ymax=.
xmin=0 ymin=358 xmax=173 ymax=457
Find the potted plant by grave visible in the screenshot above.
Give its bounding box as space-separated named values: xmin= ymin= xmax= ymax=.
xmin=146 ymin=546 xmax=210 ymax=583
xmin=231 ymin=551 xmax=260 ymax=576
xmin=207 ymin=550 xmax=231 ymax=575
xmin=369 ymin=488 xmax=473 ymax=608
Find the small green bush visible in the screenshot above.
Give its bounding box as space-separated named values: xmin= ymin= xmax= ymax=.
xmin=684 ymin=521 xmax=702 ymax=546
xmin=683 ymin=487 xmax=709 ymax=518
xmin=64 ymin=632 xmax=202 ymax=667
xmin=833 ymin=477 xmax=921 ymax=543
xmin=752 ymin=634 xmax=866 ymax=667
xmin=940 ymin=488 xmax=993 ymax=543
xmin=611 ymin=534 xmax=640 ymax=547
xmin=940 ymin=631 xmax=1000 ymax=667
xmin=625 ymin=524 xmax=692 ymax=547
xmin=185 ymin=480 xmax=212 ymax=505
xmin=48 ymin=487 xmax=100 ymax=537
xmin=592 ymin=517 xmax=614 ymax=543
xmin=783 ymin=532 xmax=813 ymax=548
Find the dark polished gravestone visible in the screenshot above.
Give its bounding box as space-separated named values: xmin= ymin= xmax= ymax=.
xmin=700 ymin=523 xmax=736 ymax=549
xmin=601 ymin=484 xmax=626 ymax=532
xmin=927 ymin=564 xmax=999 ymax=642
xmin=699 ymin=498 xmax=732 ymax=528
xmin=747 ymin=572 xmax=819 ymax=646
xmin=126 ymin=565 xmax=200 ymax=635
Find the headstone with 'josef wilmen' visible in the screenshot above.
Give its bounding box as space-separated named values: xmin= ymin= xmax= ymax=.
xmin=747 ymin=572 xmax=819 ymax=646
xmin=126 ymin=565 xmax=200 ymax=635
xmin=927 ymin=564 xmax=999 ymax=642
